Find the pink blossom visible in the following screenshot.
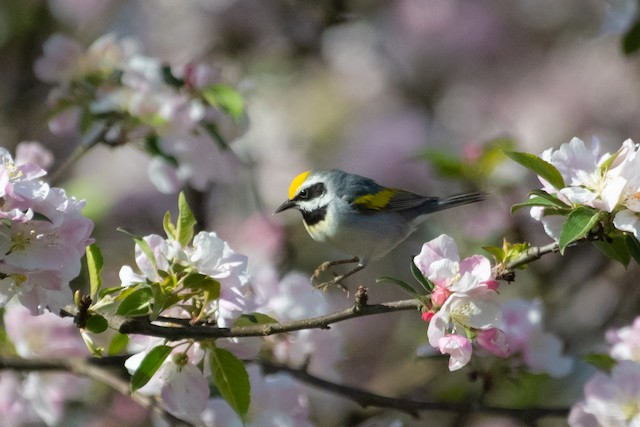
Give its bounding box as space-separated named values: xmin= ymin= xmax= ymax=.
xmin=414 ymin=235 xmax=495 ymax=293
xmin=2 ymin=303 xmax=91 ymax=425
xmin=421 ymin=311 xmax=435 ymax=322
xmin=499 ymin=299 xmax=572 ymax=377
xmin=606 ymin=316 xmax=640 ymax=362
xmin=476 ymin=328 xmax=511 ymax=357
xmin=0 ymin=148 xmax=93 ymax=314
xmin=3 ymin=303 xmax=87 ymax=358
xmin=431 ymin=286 xmax=451 ymax=307
xmin=418 ymin=234 xmax=502 ymax=371
xmin=532 ymin=137 xmax=635 ymax=240
xmin=161 ymin=364 xmax=210 ymax=423
xmin=438 ymin=335 xmax=473 ymax=371
xmin=125 ymin=338 xmax=209 ymax=421
xmin=250 ymin=269 xmax=343 ymax=379
xmin=202 ymin=365 xmax=313 ymax=427
xmin=33 ymin=34 xmax=84 ymax=83
xmin=14 ymin=142 xmax=54 ymax=170
xmin=569 ymin=361 xmax=640 ymax=426
xmin=0 ymin=372 xmax=41 ymax=426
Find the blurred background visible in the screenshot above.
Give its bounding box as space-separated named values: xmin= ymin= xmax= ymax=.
xmin=1 ymin=0 xmax=640 ymax=426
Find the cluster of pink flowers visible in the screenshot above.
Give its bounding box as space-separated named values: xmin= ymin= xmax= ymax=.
xmin=415 ymin=234 xmax=504 ymax=370
xmin=570 ymin=317 xmax=640 ymax=426
xmin=531 ymin=137 xmax=640 ymax=240
xmin=0 ymin=142 xmax=93 ymax=315
xmin=119 ymin=231 xmax=319 ymax=425
xmin=416 ymin=235 xmax=573 ymax=375
xmin=0 ymin=303 xmax=92 ymax=425
xmin=35 ymin=33 xmax=241 ymax=194
xmin=499 ymin=299 xmax=572 ymax=377
xmin=120 ymin=231 xmax=251 ymax=421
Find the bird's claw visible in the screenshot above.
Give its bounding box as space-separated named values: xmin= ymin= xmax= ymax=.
xmin=313 ymin=276 xmax=349 ymax=295
xmin=312 ymin=261 xmax=332 ymax=280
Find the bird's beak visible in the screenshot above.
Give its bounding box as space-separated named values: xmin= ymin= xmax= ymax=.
xmin=275 ymin=199 xmax=296 ymax=213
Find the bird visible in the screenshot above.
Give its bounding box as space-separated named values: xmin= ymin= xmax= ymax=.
xmin=275 ymin=169 xmax=486 ymax=290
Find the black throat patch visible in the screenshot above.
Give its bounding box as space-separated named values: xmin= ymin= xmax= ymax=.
xmin=301 ymin=206 xmax=327 ymax=226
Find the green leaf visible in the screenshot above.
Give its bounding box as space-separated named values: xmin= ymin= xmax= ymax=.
xmin=131 ymin=345 xmax=172 ymax=392
xmin=511 ymin=196 xmax=568 ymax=214
xmin=202 ymin=84 xmax=244 ymax=119
xmin=163 ymin=211 xmax=177 ymax=241
xmin=421 ymin=149 xmax=465 ymax=179
xmin=85 ymin=314 xmax=109 ymax=333
xmin=176 ymin=192 xmax=196 ymax=247
xmin=210 ymin=347 xmax=250 ymax=420
xmin=623 ymin=19 xmax=640 ymax=55
xmin=482 ymin=245 xmax=505 ymax=262
xmin=116 ymin=287 xmax=153 ymax=316
xmin=504 ymin=151 xmax=565 ymax=190
xmin=144 ymin=134 xmax=178 ymax=167
xmin=183 ymin=273 xmax=220 ymax=295
xmin=32 ymin=212 xmax=52 ymax=222
xmin=108 ymin=333 xmax=129 ymax=355
xmin=624 ymin=233 xmax=640 ymax=266
xmin=583 ymin=353 xmax=616 ymax=372
xmin=233 ymin=313 xmax=278 ymax=327
xmin=376 ymin=276 xmax=420 ymax=298
xmin=160 ymin=64 xmax=184 ymax=88
xmin=410 ymin=259 xmax=434 ymax=293
xmin=594 ymin=237 xmax=630 ymax=267
xmin=201 ymin=122 xmax=229 ymax=150
xmin=86 ymin=244 xmax=104 ymax=300
xmin=81 ymin=331 xmax=103 ymax=356
xmin=558 ymin=207 xmax=601 ymax=254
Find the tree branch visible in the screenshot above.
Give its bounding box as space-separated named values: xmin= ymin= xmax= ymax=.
xmin=504 ymin=242 xmax=560 ymax=270
xmin=114 ymin=298 xmax=422 ymax=340
xmin=0 ymin=356 xmax=193 ymax=427
xmin=258 ymin=360 xmax=569 ymax=420
xmin=49 ymin=121 xmax=112 ymax=184
xmin=62 ymin=242 xmax=563 ymax=343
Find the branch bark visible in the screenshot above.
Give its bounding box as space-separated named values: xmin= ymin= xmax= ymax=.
xmin=114 ymin=298 xmax=422 ymax=340
xmin=0 ymin=356 xmax=193 ymax=427
xmin=259 ymin=360 xmax=570 ymax=420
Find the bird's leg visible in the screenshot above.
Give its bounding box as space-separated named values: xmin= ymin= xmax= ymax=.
xmin=311 ymin=256 xmax=359 ymax=282
xmin=313 ymin=257 xmax=366 ymax=292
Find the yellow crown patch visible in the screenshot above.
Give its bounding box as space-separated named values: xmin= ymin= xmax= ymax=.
xmin=288 ymin=170 xmax=311 ymax=199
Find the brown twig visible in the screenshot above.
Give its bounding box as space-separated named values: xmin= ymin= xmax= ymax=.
xmin=0 ymin=356 xmax=192 ymax=427
xmin=258 ymin=360 xmax=569 ymax=420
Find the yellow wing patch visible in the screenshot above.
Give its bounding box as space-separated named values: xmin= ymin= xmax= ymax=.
xmin=353 ymin=188 xmax=397 ymax=210
xmin=288 ymin=170 xmax=311 ymax=199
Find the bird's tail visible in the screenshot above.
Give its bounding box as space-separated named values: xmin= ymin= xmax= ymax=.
xmin=436 ymin=192 xmax=487 ymax=211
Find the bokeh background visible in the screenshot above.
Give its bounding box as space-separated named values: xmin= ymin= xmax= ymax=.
xmin=2 ymin=1 xmax=640 ymax=426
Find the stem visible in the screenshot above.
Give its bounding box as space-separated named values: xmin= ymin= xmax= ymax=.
xmin=258 ymin=360 xmax=570 ymax=420
xmin=49 ymin=122 xmax=111 ymax=185
xmin=0 ymin=355 xmax=193 ymax=426
xmin=114 ymin=299 xmax=422 ymax=340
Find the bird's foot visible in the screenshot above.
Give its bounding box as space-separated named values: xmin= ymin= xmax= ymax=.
xmin=313 ymin=275 xmax=349 ymax=295
xmin=312 ymin=261 xmax=333 ymax=281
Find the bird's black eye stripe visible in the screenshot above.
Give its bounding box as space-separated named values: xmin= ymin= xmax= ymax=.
xmin=295 ymin=183 xmax=325 ymax=201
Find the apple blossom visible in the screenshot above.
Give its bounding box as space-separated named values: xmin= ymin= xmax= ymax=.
xmin=0 ymin=144 xmax=93 ymax=315
xmin=569 ymin=361 xmax=640 ymax=427
xmin=124 ymin=337 xmax=210 ymax=423
xmin=202 ymin=365 xmax=313 ymax=427
xmin=499 ymin=299 xmax=572 ymax=377
xmin=35 ymin=33 xmax=243 ymax=194
xmin=415 ymin=234 xmax=503 ymax=370
xmin=529 ymin=137 xmax=640 ymax=241
xmin=606 ymin=316 xmax=640 ymax=362
xmin=3 ymin=303 xmax=92 ymax=425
